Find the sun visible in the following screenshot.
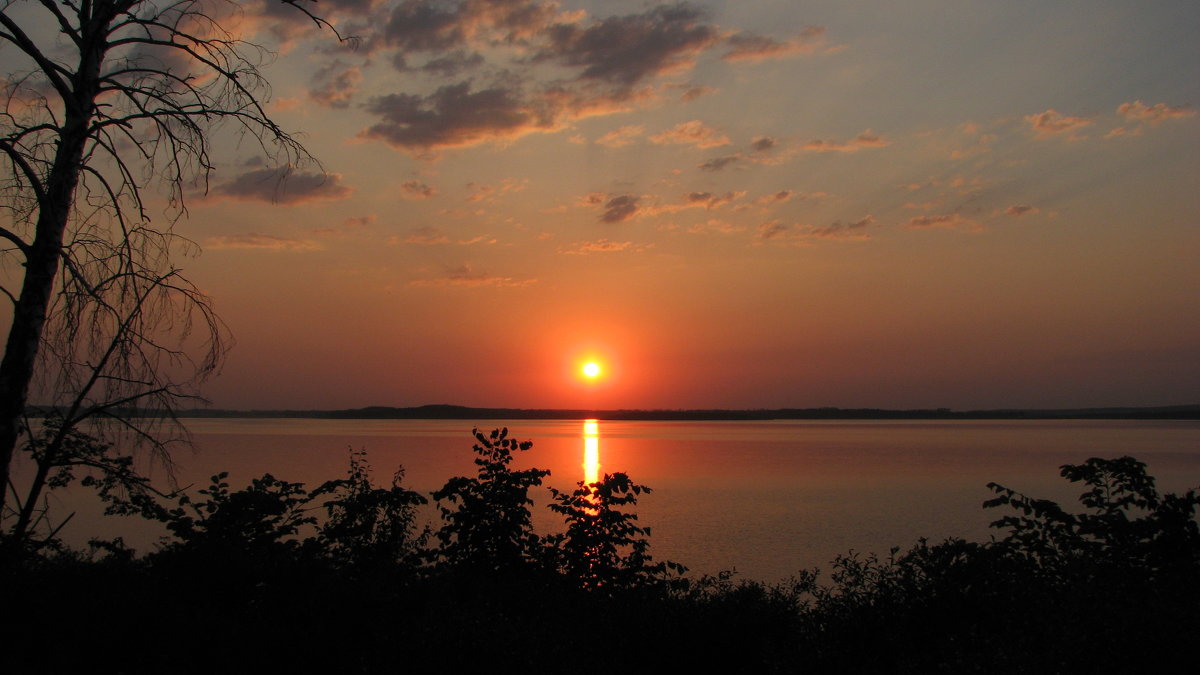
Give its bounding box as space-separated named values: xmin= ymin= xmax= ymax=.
xmin=582 ymin=361 xmax=602 ymax=379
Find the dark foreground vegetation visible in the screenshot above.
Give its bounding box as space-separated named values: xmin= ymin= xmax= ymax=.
xmin=4 ymin=425 xmax=1198 ymax=674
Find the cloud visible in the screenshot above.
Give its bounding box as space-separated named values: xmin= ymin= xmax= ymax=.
xmin=678 ymin=84 xmax=717 ymax=101
xmin=536 ymin=4 xmax=719 ymax=87
xmin=560 ymin=238 xmax=652 ymax=254
xmin=687 ymin=219 xmax=744 ymax=235
xmin=214 ymin=167 xmax=353 ymax=204
xmin=596 ymin=125 xmax=645 ymax=148
xmin=362 ymin=81 xmax=557 ymax=151
xmin=466 ymin=178 xmax=527 ymax=203
xmin=599 ymin=194 xmax=642 ymax=223
xmin=757 ymin=220 xmax=789 ymax=240
xmin=699 ymin=154 xmax=741 ymax=171
xmin=1117 ymin=100 xmax=1195 ymax=124
xmin=409 ymin=264 xmax=535 ymax=288
xmin=722 ymin=26 xmax=827 ymax=62
xmin=377 ymin=0 xmax=558 ymax=56
xmin=402 ymin=226 xmax=451 ymax=245
xmin=1004 ymin=205 xmax=1039 ymax=218
xmin=1025 ymin=109 xmax=1092 ymax=138
xmin=757 ymin=190 xmax=793 ymax=205
xmin=803 ymin=215 xmax=874 ymax=240
xmin=342 ymin=215 xmax=377 ymax=228
xmin=802 ymin=130 xmax=891 ymax=153
xmin=683 ymin=190 xmax=745 ymax=209
xmin=309 ymin=61 xmax=362 ymax=108
xmin=750 ymin=136 xmax=777 ymax=152
xmin=757 ymin=215 xmax=874 ymax=243
xmin=205 ymin=234 xmax=322 ymax=251
xmin=400 ymin=180 xmax=437 ymax=199
xmin=907 ymin=213 xmax=981 ymax=231
xmin=650 ymin=120 xmax=731 ymax=148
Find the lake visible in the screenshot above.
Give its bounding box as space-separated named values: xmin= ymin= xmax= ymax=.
xmin=27 ymin=418 xmax=1200 ymax=582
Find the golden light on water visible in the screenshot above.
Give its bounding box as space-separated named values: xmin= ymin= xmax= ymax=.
xmin=583 ymin=419 xmax=600 ymax=487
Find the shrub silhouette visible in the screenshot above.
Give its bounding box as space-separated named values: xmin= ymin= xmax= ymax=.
xmin=430 ymin=427 xmax=550 ymax=573
xmin=547 ymin=471 xmax=685 ymax=591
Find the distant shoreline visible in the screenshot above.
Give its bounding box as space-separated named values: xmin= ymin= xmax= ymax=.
xmin=149 ymin=403 xmax=1200 ymax=421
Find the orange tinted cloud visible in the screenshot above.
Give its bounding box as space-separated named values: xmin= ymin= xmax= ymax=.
xmin=205 ymin=234 xmax=322 ymax=251
xmin=907 ymin=213 xmax=981 ymax=230
xmin=408 ymin=264 xmax=536 ymax=288
xmin=1117 ymin=100 xmax=1195 ymax=124
xmin=1025 ymin=109 xmax=1092 ymax=138
xmin=650 ymin=120 xmax=731 ymax=148
xmin=722 ymin=26 xmax=827 ymax=62
xmin=560 ymin=239 xmax=652 ymax=255
xmin=802 ymin=130 xmax=891 ymax=153
xmin=595 ymin=125 xmax=645 ymax=147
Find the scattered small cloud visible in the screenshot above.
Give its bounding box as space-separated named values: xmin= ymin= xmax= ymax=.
xmin=722 ymin=26 xmax=828 ymax=62
xmin=409 ymin=264 xmax=536 ymax=288
xmin=678 ymin=84 xmax=717 ymax=101
xmin=802 ymin=130 xmax=891 ymax=153
xmin=466 ymin=178 xmax=527 ymax=203
xmin=341 ymin=215 xmax=377 ymax=228
xmin=756 ymin=220 xmax=789 ymax=240
xmin=699 ymin=154 xmax=741 ymax=171
xmin=650 ymin=120 xmax=731 ymax=148
xmin=757 ymin=190 xmax=793 ymax=205
xmin=213 ymin=167 xmax=353 ymax=204
xmin=401 ymin=226 xmax=451 ymax=245
xmin=682 ymin=190 xmax=745 ymax=209
xmin=400 ymin=180 xmax=437 ymax=199
xmin=750 ymin=136 xmax=777 ymax=152
xmin=1117 ymin=100 xmax=1195 ymax=125
xmin=560 ymin=238 xmax=652 ymax=254
xmin=595 ymin=125 xmax=645 ymax=147
xmin=907 ymin=213 xmax=982 ymax=231
xmin=205 ymin=234 xmax=322 ymax=251
xmin=1025 ymin=109 xmax=1092 ymax=139
xmin=1003 ymin=205 xmax=1040 ymax=218
xmin=687 ymin=219 xmax=744 ymax=235
xmin=599 ymin=194 xmax=642 ymax=223
xmin=309 ymin=61 xmax=362 ymax=108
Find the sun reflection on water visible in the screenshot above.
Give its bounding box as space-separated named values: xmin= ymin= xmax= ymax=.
xmin=583 ymin=419 xmax=600 ymax=486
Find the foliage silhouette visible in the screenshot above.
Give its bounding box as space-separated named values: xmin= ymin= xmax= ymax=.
xmin=5 ymin=426 xmax=1198 ymax=673
xmin=430 ymin=427 xmax=549 ymax=573
xmin=547 ymin=471 xmax=685 ymax=591
xmin=309 ymin=447 xmax=429 ymax=572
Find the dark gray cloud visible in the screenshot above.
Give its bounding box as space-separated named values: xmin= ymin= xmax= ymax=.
xmin=699 ymin=154 xmax=741 ymax=172
xmin=536 ymin=4 xmax=718 ymax=86
xmin=751 ymin=136 xmax=777 ymax=152
xmin=600 ymin=194 xmax=641 ymax=223
xmin=214 ymin=167 xmax=353 ymax=204
xmin=309 ymin=61 xmax=362 ymax=108
xmin=362 ymin=81 xmax=554 ymax=150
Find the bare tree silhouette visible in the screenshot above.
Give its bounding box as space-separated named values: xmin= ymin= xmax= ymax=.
xmin=0 ymin=0 xmax=333 ymax=519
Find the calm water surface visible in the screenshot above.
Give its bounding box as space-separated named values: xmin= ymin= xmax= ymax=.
xmin=37 ymin=418 xmax=1200 ymax=582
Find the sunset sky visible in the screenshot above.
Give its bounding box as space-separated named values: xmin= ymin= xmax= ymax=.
xmin=27 ymin=0 xmax=1200 ymax=411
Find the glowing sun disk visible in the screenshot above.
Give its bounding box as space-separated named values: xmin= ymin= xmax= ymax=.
xmin=582 ymin=361 xmax=601 ymax=378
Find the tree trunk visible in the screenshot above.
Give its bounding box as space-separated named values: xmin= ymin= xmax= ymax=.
xmin=0 ymin=32 xmax=103 ymax=515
